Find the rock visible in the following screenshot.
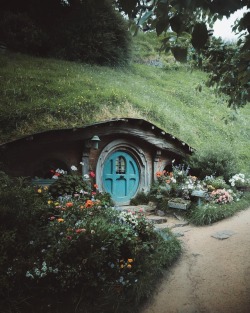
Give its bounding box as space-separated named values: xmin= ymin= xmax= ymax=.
xmin=146 ymin=216 xmax=167 ymax=224
xmin=157 ymin=210 xmax=165 ymax=217
xmin=211 ymin=230 xmax=236 ymax=240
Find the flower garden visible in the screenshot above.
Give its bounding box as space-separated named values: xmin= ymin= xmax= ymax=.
xmin=0 ymin=166 xmax=181 ymax=313
xmin=145 ymin=161 xmax=250 ymax=226
xmin=0 ymin=161 xmax=249 ymax=313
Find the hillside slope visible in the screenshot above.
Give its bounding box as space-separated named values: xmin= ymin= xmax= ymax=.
xmin=0 ymin=33 xmax=249 ymax=172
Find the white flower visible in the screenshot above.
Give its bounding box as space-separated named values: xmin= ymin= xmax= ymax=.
xmin=52 ymin=175 xmax=59 ymax=179
xmin=84 ymin=174 xmax=89 ymax=179
xmin=80 ymin=162 xmax=84 ymax=166
xmin=71 ymin=165 xmax=78 ymax=171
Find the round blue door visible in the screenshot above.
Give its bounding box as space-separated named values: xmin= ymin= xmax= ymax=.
xmin=102 ymin=151 xmax=139 ymax=203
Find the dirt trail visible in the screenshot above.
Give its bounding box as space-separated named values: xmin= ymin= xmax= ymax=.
xmin=141 ymin=207 xmax=250 ymax=313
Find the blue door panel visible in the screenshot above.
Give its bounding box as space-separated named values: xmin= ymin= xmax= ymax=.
xmin=103 ymin=151 xmax=139 ymax=203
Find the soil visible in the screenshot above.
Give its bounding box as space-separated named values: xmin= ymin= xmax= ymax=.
xmin=141 ymin=207 xmax=250 ymax=313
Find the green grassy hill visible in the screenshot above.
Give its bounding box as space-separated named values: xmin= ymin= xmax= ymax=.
xmin=0 ymin=33 xmax=249 ymax=172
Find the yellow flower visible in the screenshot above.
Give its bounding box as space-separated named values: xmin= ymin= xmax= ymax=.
xmin=127 ymin=264 xmax=132 ymax=269
xmin=57 ymin=218 xmax=64 ymax=222
xmin=37 ymin=189 xmax=42 ymax=193
xmin=120 ymin=264 xmax=124 ymax=269
xmin=127 ymin=258 xmax=133 ymax=263
xmin=43 ymin=186 xmax=48 ymax=191
xmin=54 ymin=202 xmax=60 ymax=206
xmin=48 ymin=200 xmax=53 ymax=205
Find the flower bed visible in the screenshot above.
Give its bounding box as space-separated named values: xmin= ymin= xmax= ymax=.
xmin=0 ymin=168 xmax=181 ymax=313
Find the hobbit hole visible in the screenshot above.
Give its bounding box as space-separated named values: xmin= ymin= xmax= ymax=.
xmin=0 ymin=118 xmax=192 ymax=205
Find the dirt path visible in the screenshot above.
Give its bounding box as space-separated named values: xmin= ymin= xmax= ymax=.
xmin=141 ymin=207 xmax=250 ymax=313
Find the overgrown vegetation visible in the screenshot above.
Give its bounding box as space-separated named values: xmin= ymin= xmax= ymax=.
xmin=131 ymin=159 xmax=250 ymax=226
xmin=0 ymin=0 xmax=131 ymax=65
xmin=0 ymin=170 xmax=181 ymax=313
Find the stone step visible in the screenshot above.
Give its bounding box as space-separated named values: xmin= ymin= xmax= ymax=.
xmin=146 ymin=215 xmax=189 ymax=229
xmin=146 ymin=215 xmax=168 ymax=224
xmin=115 ymin=204 xmax=155 ymax=215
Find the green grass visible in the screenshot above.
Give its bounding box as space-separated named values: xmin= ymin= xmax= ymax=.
xmin=188 ymin=192 xmax=250 ymax=225
xmin=0 ymin=32 xmax=249 ymax=172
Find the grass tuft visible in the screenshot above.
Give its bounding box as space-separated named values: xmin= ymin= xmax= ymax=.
xmin=188 ymin=192 xmax=250 ymax=226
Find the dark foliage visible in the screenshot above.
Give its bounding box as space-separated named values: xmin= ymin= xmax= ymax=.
xmin=0 ymin=0 xmax=131 ymax=66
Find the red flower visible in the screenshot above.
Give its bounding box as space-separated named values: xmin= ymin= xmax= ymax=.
xmin=89 ymin=171 xmax=95 ymax=178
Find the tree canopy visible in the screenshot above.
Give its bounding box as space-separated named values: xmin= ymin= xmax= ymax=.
xmin=114 ymin=0 xmax=250 ymax=108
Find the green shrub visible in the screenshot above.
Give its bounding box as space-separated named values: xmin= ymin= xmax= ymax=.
xmin=203 ymin=175 xmax=229 ymax=189
xmin=187 ymin=146 xmax=238 ymax=181
xmin=51 ymin=0 xmax=131 ymax=65
xmin=0 ymin=1 xmax=131 ymax=66
xmin=48 ymin=168 xmax=92 ymax=199
xmin=0 ymin=12 xmax=47 ymax=55
xmin=0 ymin=172 xmax=48 ymax=300
xmin=0 ymin=172 xmax=181 ymax=313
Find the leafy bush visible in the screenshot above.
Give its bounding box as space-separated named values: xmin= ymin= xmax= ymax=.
xmin=0 ymin=171 xmax=181 ymax=313
xmin=229 ymin=173 xmax=250 ymax=189
xmin=48 ymin=167 xmax=92 ymax=199
xmin=52 ymin=0 xmax=131 ymax=65
xmin=0 ymin=172 xmax=48 ymax=300
xmin=203 ymin=175 xmax=229 ymax=190
xmin=187 ymin=147 xmax=238 ymax=181
xmin=0 ymin=12 xmax=47 ymax=55
xmin=0 ymin=0 xmax=131 ymax=66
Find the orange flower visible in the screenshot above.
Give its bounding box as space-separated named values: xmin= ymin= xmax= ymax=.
xmin=127 ymin=258 xmax=133 ymax=263
xmin=57 ymin=218 xmax=64 ymax=222
xmin=166 ymin=180 xmax=171 ymax=184
xmin=127 ymin=264 xmax=132 ymax=269
xmin=85 ymin=200 xmax=94 ymax=208
xmin=66 ymin=202 xmax=73 ymax=207
xmin=94 ymin=184 xmax=98 ymax=189
xmin=156 ymin=171 xmax=162 ymax=177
